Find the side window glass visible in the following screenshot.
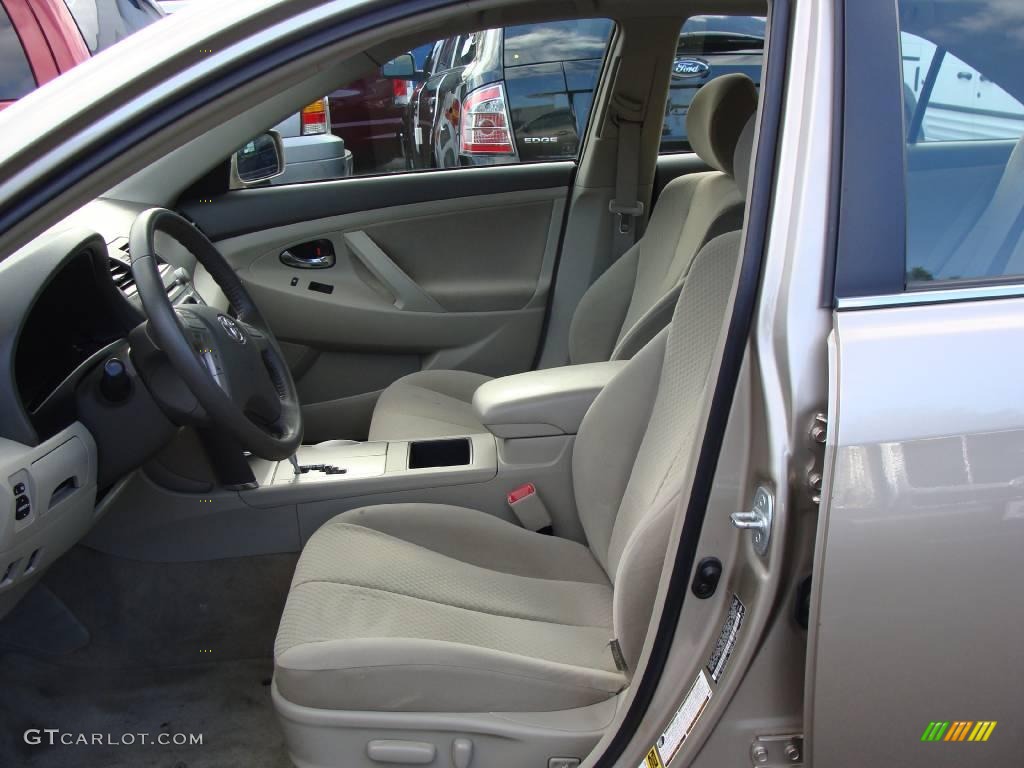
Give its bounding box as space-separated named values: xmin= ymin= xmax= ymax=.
xmin=436 ymin=36 xmax=459 ymax=72
xmin=902 ymin=32 xmax=1024 ymax=143
xmin=454 ymin=32 xmax=480 ymax=68
xmin=259 ymin=19 xmax=614 ymax=185
xmin=0 ymin=4 xmax=37 ymax=101
xmin=898 ymin=2 xmax=1024 ymax=285
xmin=661 ymin=15 xmax=764 ymax=153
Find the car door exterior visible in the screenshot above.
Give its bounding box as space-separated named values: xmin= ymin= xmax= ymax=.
xmin=809 ymin=0 xmax=1024 ymax=764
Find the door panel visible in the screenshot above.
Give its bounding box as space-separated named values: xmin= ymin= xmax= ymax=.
xmin=184 ymin=165 xmax=569 ymax=441
xmin=361 ymin=198 xmax=553 ymax=311
xmin=810 ymin=299 xmax=1024 ymax=766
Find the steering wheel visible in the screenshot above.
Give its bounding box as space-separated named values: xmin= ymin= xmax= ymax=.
xmin=128 ymin=208 xmax=303 ymax=460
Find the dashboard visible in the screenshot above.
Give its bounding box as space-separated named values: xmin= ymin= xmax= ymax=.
xmin=3 ymin=200 xmax=211 ymax=450
xmin=15 ymin=248 xmax=136 ymax=439
xmin=0 ymin=212 xmax=149 ymax=617
xmin=0 ymin=202 xmax=220 ymax=618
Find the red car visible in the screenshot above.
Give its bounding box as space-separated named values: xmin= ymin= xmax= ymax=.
xmin=327 ymin=43 xmax=433 ymax=174
xmin=1 ymin=0 xmax=162 ymax=110
xmin=328 ymin=75 xmax=411 ymax=174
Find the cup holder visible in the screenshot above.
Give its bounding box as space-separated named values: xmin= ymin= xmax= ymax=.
xmin=407 ymin=438 xmax=471 ymax=469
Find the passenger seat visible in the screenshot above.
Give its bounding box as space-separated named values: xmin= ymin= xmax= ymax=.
xmin=368 ymin=73 xmax=758 ymax=441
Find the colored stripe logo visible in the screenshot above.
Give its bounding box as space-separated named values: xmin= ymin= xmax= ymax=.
xmin=921 ymin=721 xmax=996 ymax=742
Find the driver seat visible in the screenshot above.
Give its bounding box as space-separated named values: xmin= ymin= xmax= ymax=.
xmin=273 ymin=119 xmax=754 ymax=765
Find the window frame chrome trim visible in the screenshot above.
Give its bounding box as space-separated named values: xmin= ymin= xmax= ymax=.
xmin=836 ymin=282 xmax=1024 ymax=310
xmin=831 ymin=0 xmax=907 ymax=301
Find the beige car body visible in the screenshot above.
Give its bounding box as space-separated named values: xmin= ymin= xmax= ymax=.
xmin=0 ymin=0 xmax=1018 ymax=766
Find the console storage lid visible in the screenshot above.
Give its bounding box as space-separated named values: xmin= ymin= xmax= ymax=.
xmin=472 ymin=361 xmax=628 ymax=438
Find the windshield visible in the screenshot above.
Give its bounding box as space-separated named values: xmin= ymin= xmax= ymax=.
xmin=63 ymin=0 xmax=164 ymax=55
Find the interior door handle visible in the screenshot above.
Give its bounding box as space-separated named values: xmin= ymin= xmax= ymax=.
xmin=280 ymin=239 xmax=336 ymax=269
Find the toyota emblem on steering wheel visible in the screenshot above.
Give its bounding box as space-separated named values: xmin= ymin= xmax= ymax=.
xmin=218 ymin=314 xmax=247 ymax=344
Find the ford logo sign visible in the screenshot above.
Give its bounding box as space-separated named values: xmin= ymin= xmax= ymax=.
xmin=673 ymin=58 xmax=710 ymax=79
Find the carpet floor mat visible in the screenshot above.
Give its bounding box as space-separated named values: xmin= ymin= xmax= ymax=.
xmin=0 ymin=546 xmax=299 ymax=767
xmin=0 ymin=654 xmax=290 ymax=767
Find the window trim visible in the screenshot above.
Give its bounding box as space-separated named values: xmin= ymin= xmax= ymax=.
xmin=835 ymin=1 xmax=1024 ymax=304
xmin=831 ymin=0 xmax=907 ymax=302
xmin=837 ymin=281 xmax=1024 ymax=310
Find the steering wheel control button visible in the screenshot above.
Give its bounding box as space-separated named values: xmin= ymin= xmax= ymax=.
xmin=177 ymin=309 xmax=207 ymax=330
xmin=99 ymin=357 xmax=133 ymax=403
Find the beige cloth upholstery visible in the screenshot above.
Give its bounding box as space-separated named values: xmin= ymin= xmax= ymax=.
xmin=368 ymin=369 xmax=492 ymax=441
xmin=366 ymin=75 xmax=757 ymax=442
xmin=275 ymin=504 xmax=624 ymax=712
xmin=684 ymin=73 xmax=758 ymax=176
xmin=273 ymin=117 xmax=757 ymax=715
xmin=609 ymin=230 xmax=742 ymax=666
xmin=275 ymin=229 xmax=745 ymax=713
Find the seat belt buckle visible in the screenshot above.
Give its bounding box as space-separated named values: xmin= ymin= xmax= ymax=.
xmin=507 ymin=483 xmax=553 ymax=534
xmin=609 ymin=200 xmax=645 ymax=234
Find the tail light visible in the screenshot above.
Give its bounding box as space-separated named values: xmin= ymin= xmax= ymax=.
xmin=393 ymin=79 xmax=411 ymax=106
xmin=459 ymin=83 xmax=516 ymax=155
xmin=300 ymin=98 xmax=329 ymax=136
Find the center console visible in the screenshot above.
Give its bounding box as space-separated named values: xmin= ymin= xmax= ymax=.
xmin=242 ymin=360 xmax=629 ymax=539
xmin=89 ymin=361 xmax=628 ymax=562
xmin=256 ymin=434 xmax=497 ymax=501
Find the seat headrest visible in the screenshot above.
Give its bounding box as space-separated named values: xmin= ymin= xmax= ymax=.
xmin=732 ymin=115 xmax=756 ymax=199
xmin=685 ymin=73 xmax=758 ymax=176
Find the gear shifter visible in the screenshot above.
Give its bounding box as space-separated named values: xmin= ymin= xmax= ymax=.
xmin=288 ymin=454 xmax=301 ymax=476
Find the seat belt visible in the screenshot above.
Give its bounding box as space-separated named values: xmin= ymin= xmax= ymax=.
xmin=608 ymin=94 xmax=646 ymax=259
xmin=507 ymin=483 xmax=553 ymax=534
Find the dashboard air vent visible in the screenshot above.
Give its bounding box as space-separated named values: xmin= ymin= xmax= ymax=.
xmin=109 ymin=241 xmax=137 ymax=296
